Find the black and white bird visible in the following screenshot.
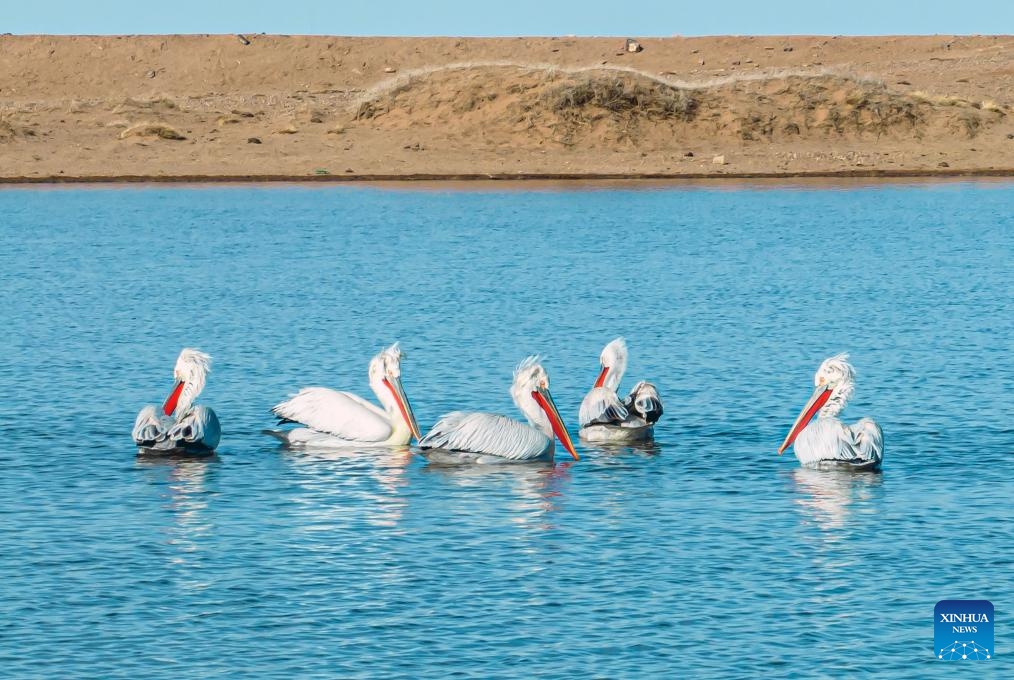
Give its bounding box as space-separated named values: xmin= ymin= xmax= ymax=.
xmin=778 ymin=353 xmax=883 ymax=470
xmin=419 ymin=356 xmax=580 ymax=464
xmin=578 ymin=337 xmax=663 ymax=443
xmin=132 ymin=348 xmax=221 ymax=454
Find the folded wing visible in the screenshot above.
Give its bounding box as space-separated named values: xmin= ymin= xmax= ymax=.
xmin=419 ymin=412 xmax=550 ymax=461
xmin=579 ymin=387 xmax=629 ymax=427
xmin=133 ymin=404 xmax=168 ymax=446
xmin=168 ymin=405 xmax=221 ymax=450
xmin=272 ymin=387 xmax=392 ymax=442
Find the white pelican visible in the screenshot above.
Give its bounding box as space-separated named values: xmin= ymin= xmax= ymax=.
xmin=133 ymin=348 xmax=221 ymax=454
xmin=419 ymin=356 xmax=579 ymax=464
xmin=578 ymin=337 xmax=663 ymax=443
xmin=267 ymin=343 xmax=422 ymax=448
xmin=778 ymin=353 xmax=884 ymax=470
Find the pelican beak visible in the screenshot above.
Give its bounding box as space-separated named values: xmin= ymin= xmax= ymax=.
xmin=593 ymin=365 xmax=610 ymax=389
xmin=778 ymin=384 xmax=833 ymax=455
xmin=384 ymin=376 xmax=422 ymax=441
xmin=162 ymin=380 xmax=185 ymax=416
xmin=532 ymin=385 xmax=580 ymax=460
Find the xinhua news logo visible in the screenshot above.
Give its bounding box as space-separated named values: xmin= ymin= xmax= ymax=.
xmin=935 ymin=600 xmax=993 ymax=660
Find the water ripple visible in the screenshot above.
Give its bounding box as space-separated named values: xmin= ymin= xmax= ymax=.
xmin=0 ymin=182 xmax=1011 ymax=677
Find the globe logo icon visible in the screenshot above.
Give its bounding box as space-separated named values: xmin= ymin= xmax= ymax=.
xmin=938 ymin=641 xmax=990 ymax=660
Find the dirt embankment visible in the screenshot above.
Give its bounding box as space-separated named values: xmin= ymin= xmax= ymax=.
xmin=1 ymin=35 xmax=1012 ymax=180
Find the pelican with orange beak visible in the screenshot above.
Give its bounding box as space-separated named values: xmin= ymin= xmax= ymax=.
xmin=267 ymin=342 xmax=422 ymax=448
xmin=578 ymin=337 xmax=663 ymax=443
xmin=778 ymin=354 xmax=883 ymax=470
xmin=419 ymin=356 xmax=580 ymax=464
xmin=132 ymin=348 xmax=221 ymax=454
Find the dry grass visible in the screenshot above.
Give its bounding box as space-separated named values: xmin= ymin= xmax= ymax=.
xmin=542 ymin=75 xmax=697 ymax=121
xmin=0 ymin=114 xmax=35 ymax=141
xmin=0 ymin=119 xmax=16 ymax=141
xmin=119 ymin=122 xmax=186 ymax=141
xmin=112 ymin=97 xmax=179 ymax=114
xmin=350 ymin=63 xmax=1001 ymax=147
xmin=910 ymin=91 xmax=971 ymax=107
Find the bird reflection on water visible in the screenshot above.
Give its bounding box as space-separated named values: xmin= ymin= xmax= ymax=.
xmin=790 ymin=467 xmax=884 ymax=534
xmin=422 ymin=458 xmax=575 ymax=527
xmin=578 ymin=440 xmax=665 ymax=459
xmin=281 ymin=446 xmax=414 ymax=531
xmin=135 ymin=453 xmax=218 ymax=585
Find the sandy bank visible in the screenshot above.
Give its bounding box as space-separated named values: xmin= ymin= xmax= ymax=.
xmin=1 ymin=34 xmax=1012 ymax=181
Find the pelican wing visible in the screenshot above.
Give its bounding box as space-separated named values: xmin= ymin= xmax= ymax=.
xmin=271 ymin=387 xmax=392 ymax=442
xmin=419 ymin=412 xmax=550 ymax=461
xmin=578 ymin=387 xmax=629 ymax=427
xmin=796 ymin=417 xmax=883 ymax=466
xmin=133 ymin=404 xmax=169 ymax=446
xmin=849 ymin=417 xmax=884 ymax=464
xmin=625 ymin=381 xmax=663 ymax=425
xmin=168 ymin=405 xmax=221 ymax=450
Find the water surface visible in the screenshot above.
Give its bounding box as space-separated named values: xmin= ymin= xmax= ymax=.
xmin=1 ymin=181 xmax=1011 ymax=677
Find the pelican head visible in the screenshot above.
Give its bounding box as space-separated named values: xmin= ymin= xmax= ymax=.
xmin=594 ymin=337 xmax=628 ymax=391
xmin=511 ymin=356 xmax=580 ymax=460
xmin=368 ymin=342 xmax=422 ymax=441
xmin=778 ymin=353 xmax=856 ymax=455
xmin=163 ymin=348 xmax=211 ymax=417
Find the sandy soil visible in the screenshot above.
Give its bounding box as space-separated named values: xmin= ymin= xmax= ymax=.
xmin=1 ymin=34 xmax=1012 ymax=181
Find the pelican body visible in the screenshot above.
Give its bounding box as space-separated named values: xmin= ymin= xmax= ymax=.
xmin=133 ymin=348 xmax=221 ymax=454
xmin=578 ymin=338 xmax=663 ymax=443
xmin=778 ymin=354 xmax=883 ymax=471
xmin=267 ymin=343 xmax=422 ymax=448
xmin=419 ymin=356 xmax=579 ymax=464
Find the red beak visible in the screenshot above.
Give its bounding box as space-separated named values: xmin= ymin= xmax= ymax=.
xmin=532 ymin=387 xmax=580 ymax=460
xmin=593 ymin=365 xmax=610 ymax=389
xmin=162 ymin=380 xmax=185 ymax=416
xmin=778 ymin=385 xmax=832 ymax=455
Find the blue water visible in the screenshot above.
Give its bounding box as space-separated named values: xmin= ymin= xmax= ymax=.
xmin=0 ymin=181 xmax=1011 ymax=678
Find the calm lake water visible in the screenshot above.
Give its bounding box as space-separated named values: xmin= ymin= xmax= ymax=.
xmin=0 ymin=181 xmax=1011 ymax=677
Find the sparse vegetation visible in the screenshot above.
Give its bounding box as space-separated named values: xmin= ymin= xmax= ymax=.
xmin=542 ymin=75 xmax=697 ymax=121
xmin=119 ymin=122 xmax=186 ymax=141
xmin=112 ymin=97 xmax=179 ymax=115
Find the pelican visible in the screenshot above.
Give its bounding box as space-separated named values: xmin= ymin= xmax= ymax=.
xmin=132 ymin=348 xmax=221 ymax=454
xmin=778 ymin=353 xmax=884 ymax=470
xmin=578 ymin=337 xmax=663 ymax=443
xmin=267 ymin=343 xmax=422 ymax=448
xmin=419 ymin=356 xmax=579 ymax=464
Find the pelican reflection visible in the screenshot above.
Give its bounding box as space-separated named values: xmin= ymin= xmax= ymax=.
xmin=136 ymin=453 xmax=218 ymax=582
xmin=282 ymin=445 xmax=413 ymax=530
xmin=790 ymin=467 xmax=884 ymax=532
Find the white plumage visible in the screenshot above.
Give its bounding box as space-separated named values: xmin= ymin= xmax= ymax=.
xmin=779 ymin=354 xmax=884 ymax=470
xmin=272 ymin=388 xmax=393 ymax=442
xmin=578 ymin=338 xmax=663 ymax=443
xmin=267 ymin=343 xmax=422 ymax=448
xmin=419 ymin=412 xmax=553 ymax=463
xmin=419 ymin=356 xmax=580 ymax=464
xmin=132 ymin=348 xmax=221 ymax=454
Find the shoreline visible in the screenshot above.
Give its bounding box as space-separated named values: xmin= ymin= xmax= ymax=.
xmin=2 ymin=168 xmax=1013 ymax=185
